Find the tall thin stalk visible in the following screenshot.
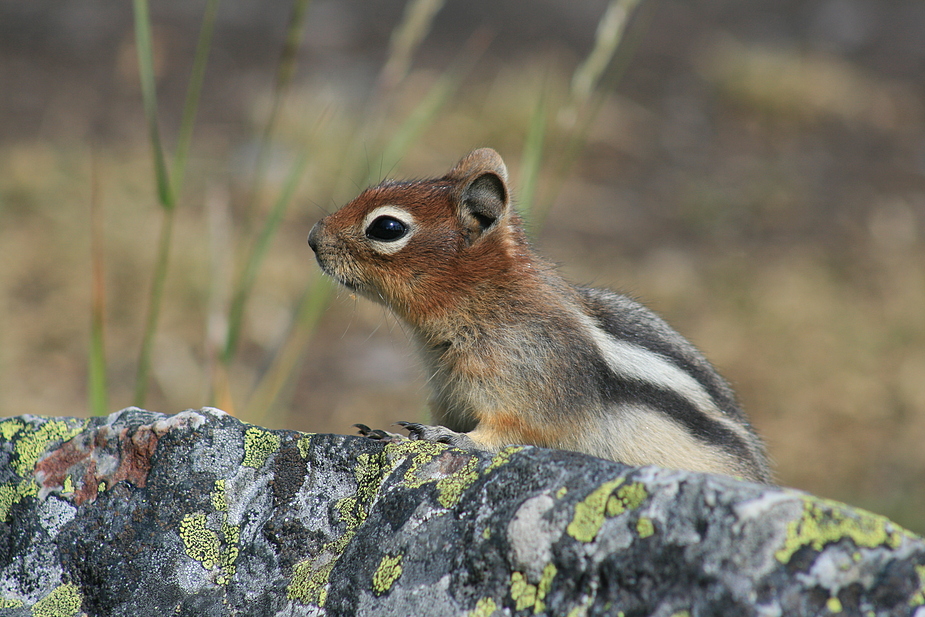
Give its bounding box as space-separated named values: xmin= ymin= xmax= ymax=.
xmin=223 ymin=146 xmax=311 ymax=364
xmin=243 ymin=0 xmax=312 ymax=225
xmin=569 ymin=0 xmax=641 ymax=111
xmin=172 ymin=0 xmax=221 ymax=196
xmin=533 ymin=0 xmax=646 ymax=229
xmin=132 ymin=0 xmax=220 ymax=405
xmin=378 ymin=0 xmax=446 ymax=95
xmin=365 ymin=29 xmax=492 ymax=188
xmin=517 ymin=80 xmax=549 ymax=227
xmin=88 ymin=150 xmax=108 ymax=416
xmin=132 ymin=0 xmax=172 ymax=210
xmin=220 ymin=0 xmax=312 ymax=371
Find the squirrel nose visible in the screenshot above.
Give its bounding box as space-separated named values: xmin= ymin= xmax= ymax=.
xmin=307 ymin=222 xmax=321 ymax=252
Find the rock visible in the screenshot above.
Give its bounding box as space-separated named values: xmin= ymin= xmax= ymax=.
xmin=0 ymin=408 xmax=923 ymax=616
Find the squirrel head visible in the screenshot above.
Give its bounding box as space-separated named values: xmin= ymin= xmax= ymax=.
xmin=308 ymin=148 xmax=531 ymax=325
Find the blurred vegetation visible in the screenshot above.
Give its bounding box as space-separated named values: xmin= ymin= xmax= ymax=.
xmin=0 ymin=0 xmax=923 ymax=535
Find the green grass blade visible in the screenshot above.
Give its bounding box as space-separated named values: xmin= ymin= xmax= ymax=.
xmin=245 ymin=0 xmax=312 ymax=223
xmin=367 ymin=30 xmax=491 ymax=187
xmin=88 ymin=151 xmax=109 ymax=415
xmin=131 ymin=0 xmax=173 ymax=407
xmin=170 ymin=0 xmax=221 ymax=197
xmin=534 ymin=0 xmax=647 ymax=228
xmin=569 ymin=0 xmax=641 ymax=109
xmin=517 ymin=80 xmax=548 ymax=227
xmin=378 ymin=0 xmax=446 ymax=93
xmin=132 ymin=0 xmax=220 ymax=406
xmin=370 ymin=78 xmax=455 ymax=186
xmin=132 ymin=0 xmax=173 ymax=209
xmin=223 ymin=146 xmax=311 ymax=363
xmin=277 ymin=0 xmax=313 ymax=90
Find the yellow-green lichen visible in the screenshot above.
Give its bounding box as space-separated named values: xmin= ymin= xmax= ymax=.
xmin=436 ymin=456 xmax=479 ymax=508
xmin=217 ymin=548 xmax=239 ymax=585
xmin=371 ymin=553 xmax=403 ymax=596
xmin=482 ymin=527 xmax=492 ymax=540
xmin=0 ymin=479 xmax=39 ymax=522
xmin=337 ymin=451 xmax=389 ymax=530
xmin=510 ymin=564 xmax=556 ymax=614
xmin=398 ymin=441 xmax=451 ymax=490
xmin=297 ymin=434 xmax=314 ymax=459
xmin=288 ymin=449 xmax=395 ymax=606
xmin=636 ymin=517 xmax=655 ymax=538
xmin=467 ymin=596 xmax=498 ymax=617
xmin=179 ymin=509 xmax=239 ymax=585
xmin=289 ymin=556 xmax=334 ymax=606
xmin=485 ymin=445 xmax=525 ymax=473
xmin=775 ymin=496 xmax=907 ymax=563
xmin=0 ymin=597 xmax=23 ymax=609
xmin=242 ymin=427 xmax=281 ymax=468
xmin=288 ymin=533 xmax=356 ymax=604
xmin=911 ymin=564 xmax=925 ymax=607
xmin=211 ymin=480 xmax=227 ymax=512
xmin=0 ymin=483 xmax=21 ymax=522
xmin=606 ymin=482 xmax=648 ymax=517
xmin=510 ymin=572 xmax=537 ymax=611
xmin=12 ymin=419 xmax=87 ymax=477
xmin=566 ymin=476 xmax=625 ymax=543
xmin=826 ymin=597 xmax=843 ymax=613
xmin=393 ymin=440 xmax=480 ymax=508
xmin=217 ymin=520 xmax=241 ymax=585
xmin=669 ymin=612 xmax=691 ymax=617
xmin=534 ymin=563 xmax=557 ymax=613
xmin=0 ymin=418 xmax=26 ymax=441
xmin=221 ymin=520 xmax=240 ymax=545
xmin=179 ymin=513 xmax=220 ymax=570
xmin=30 ymin=582 xmax=82 ymax=617
xmin=556 ymin=486 xmax=568 ymax=499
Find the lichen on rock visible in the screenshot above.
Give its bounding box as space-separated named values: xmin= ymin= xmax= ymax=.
xmin=0 ymin=407 xmax=922 ymax=616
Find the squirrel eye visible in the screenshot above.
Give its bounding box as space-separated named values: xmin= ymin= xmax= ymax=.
xmin=366 ymin=215 xmax=408 ymax=241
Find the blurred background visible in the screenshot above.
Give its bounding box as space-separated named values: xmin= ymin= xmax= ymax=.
xmin=0 ymin=0 xmax=923 ymax=533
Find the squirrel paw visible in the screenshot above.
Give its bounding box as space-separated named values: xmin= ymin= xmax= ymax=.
xmin=395 ymin=421 xmax=479 ymax=450
xmin=354 ymin=423 xmax=406 ymax=444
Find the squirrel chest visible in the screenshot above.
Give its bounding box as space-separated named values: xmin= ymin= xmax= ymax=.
xmin=308 ymin=148 xmax=772 ymax=483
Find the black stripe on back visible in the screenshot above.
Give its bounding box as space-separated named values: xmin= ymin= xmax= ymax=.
xmin=587 ymin=355 xmax=757 ymax=466
xmin=577 ymin=287 xmax=746 ymax=422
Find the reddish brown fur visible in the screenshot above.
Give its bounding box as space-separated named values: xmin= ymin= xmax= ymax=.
xmin=311 ymin=179 xmax=546 ymax=333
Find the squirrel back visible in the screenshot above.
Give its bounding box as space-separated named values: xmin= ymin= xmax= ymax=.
xmin=308 ymin=149 xmax=771 ymax=483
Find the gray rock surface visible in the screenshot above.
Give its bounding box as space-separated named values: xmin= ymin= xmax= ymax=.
xmin=0 ymin=408 xmax=923 ymax=616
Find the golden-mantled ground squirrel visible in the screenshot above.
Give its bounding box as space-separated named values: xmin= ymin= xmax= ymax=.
xmin=308 ymin=148 xmax=772 ymax=483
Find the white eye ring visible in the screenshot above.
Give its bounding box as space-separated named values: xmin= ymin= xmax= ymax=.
xmin=362 ymin=205 xmax=416 ymax=254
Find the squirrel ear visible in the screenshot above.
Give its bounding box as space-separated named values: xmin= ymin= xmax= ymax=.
xmin=447 ymin=148 xmax=509 ymax=184
xmin=448 ymin=149 xmax=510 ymax=243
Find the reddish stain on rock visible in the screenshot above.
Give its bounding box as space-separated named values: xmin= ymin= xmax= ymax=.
xmin=34 ymin=424 xmax=162 ymax=505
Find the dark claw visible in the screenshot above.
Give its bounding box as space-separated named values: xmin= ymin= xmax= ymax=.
xmin=354 ymin=423 xmax=388 ymax=439
xmin=354 ymin=423 xmax=406 ymax=443
xmin=395 ymin=421 xmax=424 ymax=439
